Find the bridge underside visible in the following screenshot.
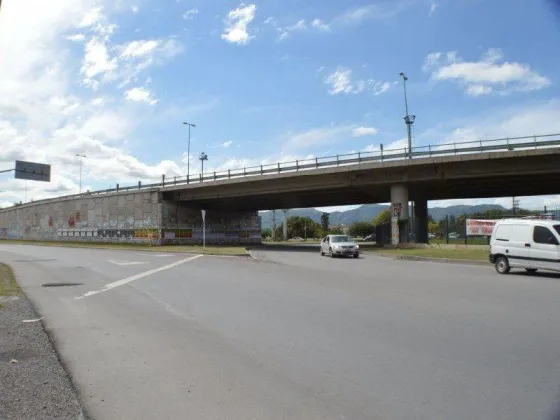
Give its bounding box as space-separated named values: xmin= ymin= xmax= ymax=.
xmin=162 ymin=151 xmax=560 ymax=211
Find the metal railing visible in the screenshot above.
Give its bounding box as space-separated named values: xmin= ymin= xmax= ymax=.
xmin=3 ymin=133 xmax=560 ymax=210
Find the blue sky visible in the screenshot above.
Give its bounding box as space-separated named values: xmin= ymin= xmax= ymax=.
xmin=1 ymin=0 xmax=560 ymax=210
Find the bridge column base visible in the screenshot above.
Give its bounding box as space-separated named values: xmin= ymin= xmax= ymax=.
xmin=283 ymin=209 xmax=289 ymax=241
xmin=391 ymin=184 xmax=409 ymax=246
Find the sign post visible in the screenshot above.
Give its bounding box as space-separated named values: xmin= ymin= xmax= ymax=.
xmin=201 ymin=210 xmax=206 ymax=254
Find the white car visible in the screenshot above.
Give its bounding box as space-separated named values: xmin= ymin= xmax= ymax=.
xmin=489 ymin=218 xmax=560 ymax=274
xmin=320 ymin=235 xmax=360 ymax=258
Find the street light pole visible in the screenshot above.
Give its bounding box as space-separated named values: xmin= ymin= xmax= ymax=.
xmin=183 ymin=122 xmax=196 ymax=181
xmin=399 ymin=72 xmax=416 ymax=159
xmin=199 ymin=152 xmax=208 ymax=180
xmin=76 ymin=154 xmax=87 ymax=193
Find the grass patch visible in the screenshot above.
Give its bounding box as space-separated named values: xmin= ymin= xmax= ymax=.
xmin=0 ymin=264 xmax=20 ymax=307
xmin=367 ymin=247 xmax=489 ymax=261
xmin=0 ymin=239 xmax=248 ymax=256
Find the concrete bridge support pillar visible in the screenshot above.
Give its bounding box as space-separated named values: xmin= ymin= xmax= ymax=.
xmin=391 ymin=184 xmax=409 ymax=246
xmin=414 ymin=199 xmax=429 ymax=244
xmin=283 ymin=209 xmax=289 ymax=241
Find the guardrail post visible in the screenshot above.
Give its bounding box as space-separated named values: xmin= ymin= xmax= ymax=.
xmin=260 ymin=165 xmax=263 ymax=175
xmin=116 ymin=183 xmax=119 ymax=192
xmin=243 ymin=167 xmax=246 ymax=176
xmin=296 ymin=160 xmax=299 ymax=171
xmin=315 ymin=157 xmax=318 ymax=168
xmin=174 ymin=176 xmax=177 ymax=185
xmin=200 ymin=174 xmax=202 ymax=182
xmin=278 ymin=162 xmax=280 ymax=173
xmin=214 ymin=171 xmax=216 ymax=181
xmin=534 ymin=135 xmax=537 ymax=149
xmin=380 ymin=144 xmax=384 ymax=161
xmin=453 ymin=143 xmax=456 ymax=155
xmin=187 ymin=174 xmax=189 ymax=184
xmin=162 ymin=174 xmax=165 ymax=186
xmin=358 ymin=152 xmax=361 ymax=163
xmin=138 ymin=181 xmax=141 ymax=189
xmin=428 ymin=145 xmax=432 ymax=156
xmin=228 ymin=169 xmax=231 ymax=179
xmin=336 ymin=155 xmax=339 ymax=166
xmin=507 ymin=137 xmax=510 ymax=150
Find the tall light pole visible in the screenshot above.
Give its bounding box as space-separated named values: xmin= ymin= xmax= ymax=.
xmin=199 ymin=152 xmax=208 ymax=180
xmin=183 ymin=122 xmax=196 ymax=180
xmin=399 ymin=72 xmax=416 ymax=159
xmin=76 ymin=154 xmax=87 ymax=193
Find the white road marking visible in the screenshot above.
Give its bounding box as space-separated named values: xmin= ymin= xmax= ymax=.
xmin=22 ymin=317 xmax=44 ymax=323
xmin=108 ymin=259 xmax=149 ymax=266
xmin=76 ymin=254 xmax=203 ymax=300
xmin=138 ymin=253 xmax=175 ymax=257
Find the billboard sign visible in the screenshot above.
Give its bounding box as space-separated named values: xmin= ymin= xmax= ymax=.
xmin=15 ymin=160 xmax=51 ymax=182
xmin=466 ymin=219 xmax=497 ymax=236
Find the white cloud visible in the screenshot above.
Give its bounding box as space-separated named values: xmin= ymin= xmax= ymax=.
xmin=124 ymin=87 xmax=158 ymax=105
xmin=352 ymin=127 xmax=378 ymax=137
xmin=311 ymin=19 xmax=330 ymax=31
xmin=278 ymin=20 xmax=307 ymax=40
xmin=424 ymin=48 xmax=551 ymax=96
xmin=221 ymin=141 xmax=233 ymax=148
xmin=183 ymin=8 xmax=198 ymax=20
xmin=325 ymin=68 xmax=394 ymax=96
xmin=131 ymin=5 xmax=139 ymax=13
xmin=221 ymin=4 xmax=257 ymax=45
xmin=335 ymin=2 xmax=410 ymax=25
xmin=429 ymin=2 xmax=438 ymax=16
xmin=81 ymin=37 xmax=118 ymax=88
xmin=66 ymin=33 xmax=86 ymax=42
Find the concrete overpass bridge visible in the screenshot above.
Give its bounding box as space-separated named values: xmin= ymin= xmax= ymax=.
xmin=2 ymin=134 xmax=560 ymax=245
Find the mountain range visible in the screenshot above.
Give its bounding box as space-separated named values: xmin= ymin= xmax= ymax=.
xmin=259 ymin=204 xmax=508 ymax=229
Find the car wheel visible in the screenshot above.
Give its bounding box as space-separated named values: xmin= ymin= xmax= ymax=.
xmin=353 ymin=253 xmax=359 ymax=258
xmin=320 ymin=248 xmax=324 ymax=256
xmin=525 ymin=268 xmax=537 ymax=274
xmin=329 ymin=248 xmax=334 ymax=258
xmin=495 ymin=256 xmax=510 ymax=274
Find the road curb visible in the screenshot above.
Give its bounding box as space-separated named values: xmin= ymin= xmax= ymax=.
xmin=375 ymin=253 xmax=489 ymax=266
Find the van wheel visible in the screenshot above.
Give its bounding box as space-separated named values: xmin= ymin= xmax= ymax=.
xmin=495 ymin=256 xmax=510 ymax=274
xmin=525 ymin=268 xmax=537 ymax=274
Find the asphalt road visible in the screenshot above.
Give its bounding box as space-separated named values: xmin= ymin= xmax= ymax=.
xmin=1 ymin=244 xmax=559 ymax=420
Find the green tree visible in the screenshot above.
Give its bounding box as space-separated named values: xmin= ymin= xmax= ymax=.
xmin=348 ymin=221 xmax=375 ymax=238
xmin=372 ymin=209 xmax=391 ymax=226
xmin=428 ymin=220 xmax=439 ymax=234
xmin=321 ymin=212 xmax=330 ymax=232
xmin=261 ymin=228 xmax=272 ymax=239
xmin=274 ymin=216 xmax=322 ymax=240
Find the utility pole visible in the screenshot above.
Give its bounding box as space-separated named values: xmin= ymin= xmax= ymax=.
xmin=76 ymin=154 xmax=87 ymax=193
xmin=183 ymin=122 xmax=196 ymax=181
xmin=399 ymin=72 xmax=416 ymax=159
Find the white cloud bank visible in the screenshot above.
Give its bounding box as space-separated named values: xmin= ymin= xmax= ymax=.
xmin=424 ymin=49 xmax=551 ymax=96
xmin=325 ymin=68 xmax=393 ymax=96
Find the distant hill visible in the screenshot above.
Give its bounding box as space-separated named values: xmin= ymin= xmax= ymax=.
xmin=259 ymin=204 xmax=508 ymax=229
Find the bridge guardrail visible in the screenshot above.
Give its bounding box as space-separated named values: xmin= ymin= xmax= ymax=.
xmin=4 ymin=133 xmax=560 ymax=209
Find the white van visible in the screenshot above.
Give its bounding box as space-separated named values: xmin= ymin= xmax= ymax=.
xmin=489 ymin=219 xmax=560 ymax=274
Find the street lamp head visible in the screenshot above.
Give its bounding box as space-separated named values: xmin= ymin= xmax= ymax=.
xmin=199 ymin=152 xmax=208 ymax=161
xmin=399 ymin=72 xmax=408 ymax=81
xmin=183 ymin=122 xmax=196 ymax=127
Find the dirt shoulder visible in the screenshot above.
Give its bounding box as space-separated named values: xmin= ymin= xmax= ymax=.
xmin=0 ymin=263 xmax=87 ymax=420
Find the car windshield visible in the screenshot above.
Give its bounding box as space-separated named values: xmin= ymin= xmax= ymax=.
xmin=554 ymin=225 xmax=560 ymax=235
xmin=331 ymin=236 xmax=350 ymax=243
